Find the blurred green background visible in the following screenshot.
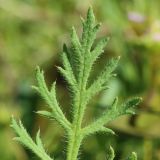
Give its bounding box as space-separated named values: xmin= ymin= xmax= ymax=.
xmin=0 ymin=0 xmax=160 ymax=159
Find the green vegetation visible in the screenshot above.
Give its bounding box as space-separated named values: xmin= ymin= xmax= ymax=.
xmin=0 ymin=0 xmax=160 ymax=160
xmin=11 ymin=7 xmax=141 ymax=160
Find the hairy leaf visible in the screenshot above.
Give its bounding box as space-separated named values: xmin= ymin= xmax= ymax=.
xmin=11 ymin=117 xmax=53 ymax=160
xmin=11 ymin=7 xmax=142 ymax=160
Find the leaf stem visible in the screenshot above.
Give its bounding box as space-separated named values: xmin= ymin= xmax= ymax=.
xmin=67 ymin=89 xmax=85 ymax=160
xmin=67 ymin=53 xmax=86 ymax=160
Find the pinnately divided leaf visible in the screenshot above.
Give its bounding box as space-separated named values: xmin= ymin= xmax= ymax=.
xmin=11 ymin=117 xmax=53 ymax=160
xmin=11 ymin=7 xmax=142 ymax=160
xmin=32 ymin=67 xmax=71 ymax=133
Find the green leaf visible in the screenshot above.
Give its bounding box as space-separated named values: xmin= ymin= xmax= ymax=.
xmin=106 ymin=146 xmax=115 ymax=160
xmin=91 ymin=37 xmax=109 ymax=61
xmin=83 ymin=37 xmax=110 ymax=88
xmin=82 ymin=96 xmax=141 ymax=136
xmin=82 ymin=125 xmax=115 ymax=137
xmin=71 ymin=26 xmax=81 ymax=58
xmin=11 ymin=117 xmax=53 ymax=160
xmin=36 ymin=111 xmax=53 ymax=119
xmin=36 ymin=129 xmax=45 ymax=152
xmin=11 ymin=7 xmax=142 ymax=160
xmin=119 ymin=97 xmax=142 ymax=115
xmin=34 ymin=67 xmax=71 ymax=132
xmin=86 ymin=57 xmax=120 ymax=103
xmin=127 ymin=152 xmax=137 ymax=160
xmin=81 ymin=7 xmax=95 ymax=49
xmin=57 ymin=52 xmax=77 ymax=92
xmin=63 ymin=44 xmax=79 ymax=81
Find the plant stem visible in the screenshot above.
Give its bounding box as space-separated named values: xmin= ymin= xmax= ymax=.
xmin=67 ymin=126 xmax=82 ymax=160
xmin=67 ymin=75 xmax=87 ymax=159
xmin=66 ymin=92 xmax=84 ymax=160
xmin=66 ymin=48 xmax=87 ymax=160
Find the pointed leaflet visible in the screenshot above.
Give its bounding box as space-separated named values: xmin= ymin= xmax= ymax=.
xmin=70 ymin=26 xmax=82 ymax=60
xmin=82 ymin=98 xmax=118 ymax=137
xmin=70 ymin=26 xmax=84 ymax=85
xmin=98 ymin=127 xmax=115 ymax=135
xmin=88 ymin=23 xmax=102 ymax=50
xmin=81 ymin=7 xmax=95 ymax=51
xmin=11 ymin=117 xmax=53 ymax=160
xmin=85 ymin=57 xmax=120 ymax=104
xmin=63 ymin=43 xmax=79 ymax=81
xmin=36 ymin=111 xmax=53 ymax=119
xmin=82 ymin=125 xmax=115 ymax=137
xmin=91 ymin=37 xmax=110 ymax=62
xmin=83 ymin=37 xmax=110 ymax=88
xmin=33 ymin=67 xmax=71 ymax=132
xmin=82 ymin=96 xmax=141 ymax=136
xmin=57 ymin=51 xmax=77 ymax=92
xmin=61 ymin=45 xmax=77 ymax=90
xmin=106 ymin=146 xmax=115 ymax=160
xmin=36 ymin=129 xmax=46 ymax=152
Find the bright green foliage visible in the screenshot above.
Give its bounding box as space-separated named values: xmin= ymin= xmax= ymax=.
xmin=11 ymin=7 xmax=141 ymax=160
xmin=10 ymin=117 xmax=53 ymax=160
